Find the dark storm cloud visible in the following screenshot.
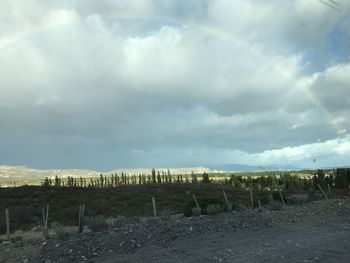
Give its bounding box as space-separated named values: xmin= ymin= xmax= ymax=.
xmin=0 ymin=0 xmax=349 ymax=169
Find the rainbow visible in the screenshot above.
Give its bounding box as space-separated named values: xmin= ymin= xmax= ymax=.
xmin=0 ymin=12 xmax=346 ymax=136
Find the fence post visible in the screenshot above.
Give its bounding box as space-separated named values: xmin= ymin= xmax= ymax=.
xmin=42 ymin=204 xmax=49 ymax=238
xmin=45 ymin=204 xmax=49 ymax=228
xmin=78 ymin=205 xmax=81 ymax=230
xmin=249 ymin=188 xmax=254 ymax=209
xmin=5 ymin=208 xmax=10 ymax=240
xmin=278 ymin=187 xmax=285 ymax=206
xmin=318 ymin=184 xmax=328 ymax=201
xmin=327 ymin=184 xmax=331 ymax=194
xmin=152 ymin=197 xmax=157 ymax=217
xmin=193 ymin=194 xmax=200 ymax=209
xmin=78 ymin=204 xmax=85 ymax=233
xmin=42 ymin=208 xmax=45 ymax=226
xmin=222 ymin=190 xmax=231 ymax=212
xmin=267 ymin=194 xmax=274 ymax=205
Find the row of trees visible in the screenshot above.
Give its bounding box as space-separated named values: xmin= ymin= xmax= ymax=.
xmin=42 ymin=169 xmax=211 ymax=188
xmin=42 ymin=168 xmax=350 ymax=191
xmin=221 ymin=168 xmax=350 ymax=191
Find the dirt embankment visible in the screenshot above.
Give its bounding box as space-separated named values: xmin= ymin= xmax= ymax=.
xmin=1 ymin=197 xmax=350 ymax=263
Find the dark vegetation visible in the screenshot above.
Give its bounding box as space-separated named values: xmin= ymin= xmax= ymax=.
xmin=0 ymin=184 xmax=259 ymax=233
xmin=39 ymin=168 xmax=350 ymax=191
xmin=41 ymin=169 xmax=209 ymax=188
xmin=0 ymin=168 xmax=349 ymax=234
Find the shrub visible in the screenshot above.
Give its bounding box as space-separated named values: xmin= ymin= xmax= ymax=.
xmin=205 ymin=204 xmax=222 ymax=215
xmin=85 ymin=215 xmax=108 ymax=232
xmin=159 ymin=209 xmax=175 ymax=220
xmin=105 ymin=216 xmax=127 ymax=229
xmin=11 ymin=235 xmax=25 ymax=247
xmin=269 ymin=201 xmax=283 ymax=210
xmin=267 ymin=194 xmax=274 ymax=204
xmin=51 ymin=222 xmax=67 ymax=240
xmin=225 ymin=202 xmax=233 ymax=212
xmin=185 ymin=197 xmax=224 ymax=216
xmin=286 ymin=194 xmax=309 ymax=205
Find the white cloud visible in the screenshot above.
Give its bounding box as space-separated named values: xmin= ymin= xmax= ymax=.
xmin=0 ymin=0 xmax=349 ymax=169
xmin=335 ymin=141 xmax=350 ymax=155
xmin=129 ymin=135 xmax=350 ymax=168
xmin=207 ymin=0 xmax=350 ymax=51
xmin=263 ymin=135 xmax=350 ymax=165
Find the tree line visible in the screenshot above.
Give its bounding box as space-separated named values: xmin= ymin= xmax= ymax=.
xmin=41 ymin=168 xmax=350 ymax=191
xmin=223 ymin=168 xmax=350 ymax=191
xmin=42 ymin=169 xmax=211 ymax=188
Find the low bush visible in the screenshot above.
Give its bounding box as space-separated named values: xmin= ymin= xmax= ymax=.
xmin=205 ymin=204 xmax=222 ymax=215
xmin=286 ymin=194 xmax=309 ymax=205
xmin=105 ymin=216 xmax=127 ymax=230
xmin=267 ymin=194 xmax=274 ymax=204
xmin=158 ymin=209 xmax=175 ymax=220
xmin=269 ymin=201 xmax=283 ymax=210
xmin=184 ymin=196 xmax=225 ymax=216
xmin=85 ymin=215 xmax=108 ymax=232
xmin=225 ymin=202 xmax=233 ymax=212
xmin=51 ymin=222 xmax=68 ymax=240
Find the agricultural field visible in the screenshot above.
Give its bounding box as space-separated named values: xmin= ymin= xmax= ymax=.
xmin=0 ymin=183 xmax=273 ymax=233
xmin=0 ymin=180 xmax=349 ymax=263
xmin=0 ymin=167 xmax=349 ymax=234
xmin=1 ymin=164 xmax=349 ymax=262
xmin=0 ymin=167 xmax=349 ymax=262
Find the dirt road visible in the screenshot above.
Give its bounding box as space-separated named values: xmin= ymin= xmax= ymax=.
xmin=104 ymin=213 xmax=350 ymax=263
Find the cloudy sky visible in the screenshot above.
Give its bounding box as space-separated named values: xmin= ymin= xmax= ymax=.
xmin=1 ymin=0 xmax=349 ymax=171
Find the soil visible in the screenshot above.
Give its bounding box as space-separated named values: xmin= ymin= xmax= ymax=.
xmin=1 ymin=197 xmax=349 ymax=263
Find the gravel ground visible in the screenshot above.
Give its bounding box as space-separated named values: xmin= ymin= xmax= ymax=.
xmin=1 ymin=197 xmax=349 ymax=263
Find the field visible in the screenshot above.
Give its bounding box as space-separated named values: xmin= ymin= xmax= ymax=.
xmin=0 ymin=183 xmax=271 ymax=233
xmin=0 ymin=169 xmax=349 ymax=263
xmin=1 ymin=168 xmax=350 ymax=234
xmin=1 ymin=187 xmax=349 ymax=263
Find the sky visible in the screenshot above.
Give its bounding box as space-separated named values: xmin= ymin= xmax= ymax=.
xmin=0 ymin=0 xmax=349 ymax=171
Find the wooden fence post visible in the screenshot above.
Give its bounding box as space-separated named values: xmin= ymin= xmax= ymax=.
xmin=193 ymin=194 xmax=200 ymax=209
xmin=42 ymin=204 xmax=49 ymax=238
xmin=222 ymin=190 xmax=231 ymax=212
xmin=318 ymin=184 xmax=328 ymax=200
xmin=42 ymin=208 xmax=45 ymax=226
xmin=78 ymin=205 xmax=81 ymax=231
xmin=78 ymin=204 xmax=85 ymax=233
xmin=249 ymin=188 xmax=254 ymax=209
xmin=152 ymin=197 xmax=157 ymax=217
xmin=5 ymin=208 xmax=10 ymax=240
xmin=278 ymin=187 xmax=285 ymax=206
xmin=45 ymin=204 xmax=49 ymax=228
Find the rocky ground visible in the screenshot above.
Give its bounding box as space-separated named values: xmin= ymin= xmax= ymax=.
xmin=1 ymin=197 xmax=350 ymax=263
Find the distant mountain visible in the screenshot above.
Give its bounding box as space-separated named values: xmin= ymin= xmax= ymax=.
xmin=0 ymin=165 xmax=213 ymax=183
xmin=0 ymin=165 xmax=98 ymax=183
xmin=109 ymin=167 xmax=211 ymax=176
xmin=208 ymin=163 xmax=301 ymax=172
